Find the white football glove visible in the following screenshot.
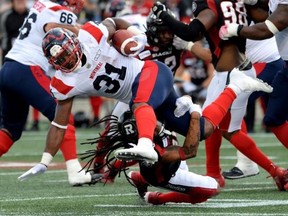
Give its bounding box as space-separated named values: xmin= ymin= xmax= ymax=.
xmin=128 ymin=34 xmax=147 ymax=57
xmin=173 ymin=36 xmax=194 ymax=51
xmin=219 ymin=23 xmax=241 ymax=40
xmin=18 ymin=163 xmax=47 ymax=181
xmin=174 ymin=95 xmax=202 ymax=118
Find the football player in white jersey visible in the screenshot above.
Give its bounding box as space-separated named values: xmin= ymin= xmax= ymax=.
xmin=219 ymin=0 xmax=288 ymax=183
xmin=0 ymin=0 xmax=102 ymax=186
xmin=16 ymin=17 xmax=278 ymax=188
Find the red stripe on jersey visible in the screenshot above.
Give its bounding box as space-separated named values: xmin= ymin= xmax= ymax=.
xmin=81 ymin=22 xmax=103 ymax=43
xmin=49 ymin=5 xmax=71 ymax=12
xmin=30 ymin=65 xmax=51 ymax=95
xmin=134 ymin=61 xmax=158 ymax=103
xmin=51 ymin=77 xmax=73 ymax=95
xmin=207 ymin=0 xmax=218 ymax=21
xmin=253 ymin=62 xmax=266 ymax=76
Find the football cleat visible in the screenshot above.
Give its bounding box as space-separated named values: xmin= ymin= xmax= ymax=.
xmin=227 ymin=68 xmax=273 ymax=95
xmin=212 ymin=174 xmax=225 ymax=188
xmin=114 ymin=143 xmax=158 ymax=164
xmin=222 ymin=166 xmax=260 ymax=180
xmin=69 ymin=170 xmax=102 ymax=186
xmin=144 ymin=191 xmax=162 ymax=205
xmin=270 ymin=165 xmax=288 ymax=191
xmin=128 ymin=171 xmax=149 ymax=199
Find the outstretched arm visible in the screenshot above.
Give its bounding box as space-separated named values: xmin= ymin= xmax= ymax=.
xmin=18 ymin=98 xmax=74 ymax=181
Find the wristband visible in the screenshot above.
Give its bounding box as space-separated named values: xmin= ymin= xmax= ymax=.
xmin=51 ymin=121 xmax=68 ymax=129
xmin=40 ymin=152 xmax=53 ymax=166
xmin=127 ymin=25 xmax=144 ymax=35
xmin=186 ymin=42 xmax=195 ymax=51
xmin=105 ymin=18 xmax=116 ymax=27
xmin=265 ymin=20 xmax=279 ymax=35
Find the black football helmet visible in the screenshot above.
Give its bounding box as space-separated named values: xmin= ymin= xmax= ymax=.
xmin=52 ymin=0 xmax=84 ymax=14
xmin=42 ymin=28 xmax=83 ymax=73
xmin=118 ymin=111 xmax=138 ymax=144
xmin=146 ymin=10 xmax=175 ymax=48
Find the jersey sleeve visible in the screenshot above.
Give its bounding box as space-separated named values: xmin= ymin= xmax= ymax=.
xmin=193 ymin=0 xmax=209 ymax=17
xmin=36 ymin=5 xmax=77 ymax=34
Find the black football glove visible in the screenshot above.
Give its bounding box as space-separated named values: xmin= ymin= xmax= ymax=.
xmin=152 ymin=1 xmax=167 ymax=18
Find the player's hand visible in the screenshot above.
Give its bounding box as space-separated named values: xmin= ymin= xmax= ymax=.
xmin=219 ymin=23 xmax=242 ymax=40
xmin=18 ymin=163 xmax=47 ymax=181
xmin=173 ymin=36 xmax=194 ymax=51
xmin=129 ymin=34 xmax=147 ymax=57
xmin=174 ymin=95 xmax=202 ymax=118
xmin=152 ymin=1 xmax=167 ymax=18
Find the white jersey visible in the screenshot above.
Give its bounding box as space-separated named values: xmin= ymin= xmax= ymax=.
xmin=51 ymin=22 xmax=145 ymax=103
xmin=246 ymin=22 xmax=280 ymax=64
xmin=6 ymin=0 xmax=78 ymax=72
xmin=269 ymin=0 xmax=288 ymax=60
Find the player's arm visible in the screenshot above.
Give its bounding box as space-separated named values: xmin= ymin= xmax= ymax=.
xmin=152 ymin=2 xmax=215 ymax=42
xmin=220 ymin=4 xmax=288 ymax=40
xmin=190 ymin=41 xmax=212 ymax=63
xmin=239 ymin=4 xmax=288 ymax=39
xmin=18 ymin=98 xmax=74 ymax=181
xmin=44 ymin=98 xmax=74 ymax=156
xmin=44 ymin=22 xmax=81 ymax=35
xmin=102 ymin=17 xmax=147 ymax=56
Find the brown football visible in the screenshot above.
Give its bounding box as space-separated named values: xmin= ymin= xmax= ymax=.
xmin=112 ymin=29 xmax=138 ymax=56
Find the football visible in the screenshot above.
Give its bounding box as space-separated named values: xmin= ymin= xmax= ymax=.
xmin=112 ymin=29 xmax=138 ymax=56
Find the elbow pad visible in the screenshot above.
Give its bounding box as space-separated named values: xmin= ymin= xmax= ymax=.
xmin=181 ymin=19 xmax=206 ymax=41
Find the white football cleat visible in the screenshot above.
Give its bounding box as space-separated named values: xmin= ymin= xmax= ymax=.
xmin=227 ymin=68 xmax=273 ymax=95
xmin=115 ymin=140 xmax=158 ymax=164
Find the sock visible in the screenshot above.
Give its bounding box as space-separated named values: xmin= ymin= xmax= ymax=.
xmin=157 ymin=192 xmax=208 ymax=204
xmin=230 ymin=131 xmax=273 ymax=173
xmin=202 ymin=87 xmax=236 ymax=128
xmin=89 ymin=96 xmax=103 ymax=119
xmin=94 ymin=127 xmax=110 ymax=166
xmin=269 ymin=122 xmax=288 ymax=148
xmin=60 ymin=124 xmax=77 ymax=161
xmin=0 ymin=130 xmax=14 ymax=157
xmin=205 ymin=128 xmax=222 ymax=177
xmin=134 ymin=105 xmax=156 ymax=140
xmin=33 ymin=108 xmax=40 ymax=122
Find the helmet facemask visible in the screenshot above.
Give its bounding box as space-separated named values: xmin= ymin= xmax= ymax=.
xmin=43 ymin=28 xmax=83 ymax=73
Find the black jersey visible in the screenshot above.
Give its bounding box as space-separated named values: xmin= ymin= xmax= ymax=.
xmin=193 ymin=0 xmax=248 ymax=67
xmin=138 ymin=44 xmax=183 ymax=76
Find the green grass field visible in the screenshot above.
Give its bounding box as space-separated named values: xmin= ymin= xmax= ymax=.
xmin=1 ymin=125 xmax=288 ymax=216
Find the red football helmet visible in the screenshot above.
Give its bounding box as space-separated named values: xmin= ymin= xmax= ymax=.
xmin=42 ymin=28 xmax=83 ymax=73
xmin=54 ymin=0 xmax=84 ymax=14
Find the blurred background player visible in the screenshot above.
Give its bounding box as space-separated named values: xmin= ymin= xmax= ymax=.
xmin=0 ymin=0 xmax=100 ymax=186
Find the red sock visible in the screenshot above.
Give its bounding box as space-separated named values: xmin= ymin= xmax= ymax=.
xmin=33 ymin=108 xmax=40 ymax=121
xmin=205 ymin=128 xmax=222 ymax=177
xmin=60 ymin=124 xmax=77 ymax=161
xmin=230 ymin=131 xmax=273 ymax=173
xmin=202 ymin=88 xmax=236 ymax=128
xmin=157 ymin=192 xmax=208 ymax=204
xmin=134 ymin=105 xmax=156 ymax=140
xmin=94 ymin=127 xmax=110 ymax=165
xmin=269 ymin=122 xmax=288 ymax=148
xmin=0 ymin=130 xmax=14 ymax=156
xmin=89 ymin=96 xmax=103 ymax=118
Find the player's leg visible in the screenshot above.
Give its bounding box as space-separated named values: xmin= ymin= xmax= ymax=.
xmin=264 ymin=65 xmax=288 ymax=148
xmin=223 ymin=59 xmax=285 ymax=179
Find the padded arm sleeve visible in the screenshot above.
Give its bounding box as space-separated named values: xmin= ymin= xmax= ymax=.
xmin=160 ymin=12 xmax=206 ymax=42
